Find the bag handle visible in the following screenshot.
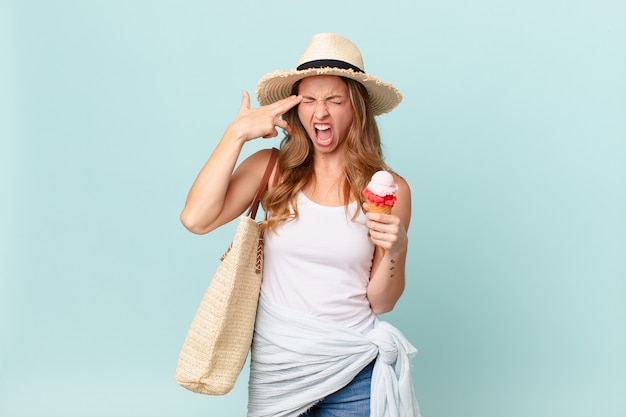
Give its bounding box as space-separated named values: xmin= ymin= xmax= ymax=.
xmin=247 ymin=148 xmax=279 ymax=220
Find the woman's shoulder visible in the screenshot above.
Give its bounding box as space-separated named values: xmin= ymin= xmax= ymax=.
xmin=387 ymin=169 xmax=412 ymax=227
xmin=241 ymin=148 xmax=280 ymax=190
xmin=388 ymin=170 xmax=410 ymax=192
xmin=237 ymin=148 xmax=278 ymax=174
xmin=243 ymin=147 xmax=278 ymax=164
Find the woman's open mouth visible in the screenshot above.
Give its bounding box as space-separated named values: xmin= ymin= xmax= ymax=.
xmin=314 ymin=124 xmax=333 ymax=146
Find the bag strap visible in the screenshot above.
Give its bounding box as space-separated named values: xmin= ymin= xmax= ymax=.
xmin=247 ymin=148 xmax=279 ymax=220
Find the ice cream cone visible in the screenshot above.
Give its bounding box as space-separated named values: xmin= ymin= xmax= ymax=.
xmin=363 ymin=170 xmax=398 ymax=257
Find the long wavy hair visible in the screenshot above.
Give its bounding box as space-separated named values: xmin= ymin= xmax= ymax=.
xmin=261 ymin=76 xmax=389 ymax=231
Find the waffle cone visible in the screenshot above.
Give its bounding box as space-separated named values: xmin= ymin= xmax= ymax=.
xmin=366 ymin=201 xmax=393 ymax=256
xmin=368 ymin=203 xmax=392 ymax=215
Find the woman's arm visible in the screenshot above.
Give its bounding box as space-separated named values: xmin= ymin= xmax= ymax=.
xmin=365 ymin=174 xmax=412 ymax=314
xmin=180 ymin=91 xmax=302 ymax=234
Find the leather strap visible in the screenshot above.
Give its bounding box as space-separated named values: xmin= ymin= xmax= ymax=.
xmin=247 ymin=148 xmax=279 ymax=219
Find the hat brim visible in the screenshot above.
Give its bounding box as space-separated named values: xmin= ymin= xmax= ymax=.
xmin=256 ymin=67 xmax=402 ymax=116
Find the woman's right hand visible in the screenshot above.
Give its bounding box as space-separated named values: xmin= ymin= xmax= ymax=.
xmin=180 ymin=92 xmax=301 ymax=235
xmin=226 ymin=91 xmax=302 ymax=142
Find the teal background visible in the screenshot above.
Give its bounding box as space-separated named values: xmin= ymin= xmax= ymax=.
xmin=2 ymin=0 xmax=625 ymax=416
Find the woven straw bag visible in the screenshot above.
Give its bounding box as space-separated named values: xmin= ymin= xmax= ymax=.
xmin=175 ymin=148 xmax=278 ymax=395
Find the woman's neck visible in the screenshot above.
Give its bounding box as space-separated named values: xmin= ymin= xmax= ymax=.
xmin=304 ymin=163 xmax=347 ymax=206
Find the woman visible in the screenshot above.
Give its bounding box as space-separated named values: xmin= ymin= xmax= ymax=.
xmin=181 ymin=33 xmax=420 ymax=417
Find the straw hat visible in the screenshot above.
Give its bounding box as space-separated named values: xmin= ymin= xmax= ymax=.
xmin=255 ymin=33 xmax=402 ymax=115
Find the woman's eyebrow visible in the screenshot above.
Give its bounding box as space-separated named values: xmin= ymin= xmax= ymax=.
xmin=300 ymin=94 xmax=345 ymax=100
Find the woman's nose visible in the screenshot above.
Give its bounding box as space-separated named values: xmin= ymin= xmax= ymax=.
xmin=314 ymin=102 xmax=329 ymax=118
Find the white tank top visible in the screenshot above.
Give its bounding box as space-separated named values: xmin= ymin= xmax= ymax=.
xmin=261 ymin=191 xmax=377 ymax=334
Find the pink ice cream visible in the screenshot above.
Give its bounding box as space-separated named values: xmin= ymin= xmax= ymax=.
xmin=362 ymin=170 xmax=398 ymax=208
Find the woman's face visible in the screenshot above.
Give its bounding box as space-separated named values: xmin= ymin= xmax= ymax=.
xmin=297 ymin=75 xmax=354 ymax=153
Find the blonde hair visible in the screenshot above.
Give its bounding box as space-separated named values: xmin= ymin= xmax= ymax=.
xmin=262 ymin=77 xmax=389 ymax=231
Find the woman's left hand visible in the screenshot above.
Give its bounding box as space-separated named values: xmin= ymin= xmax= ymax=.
xmin=363 ymin=202 xmax=408 ymax=257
